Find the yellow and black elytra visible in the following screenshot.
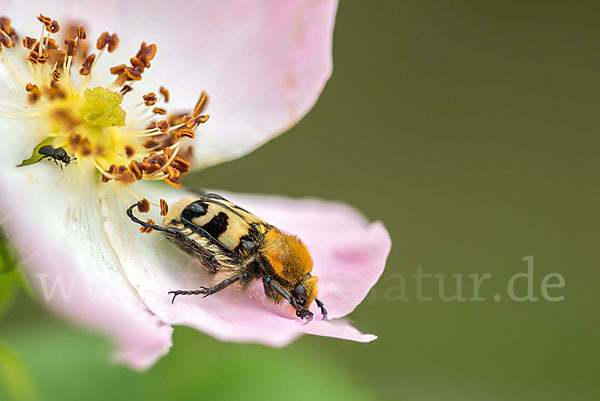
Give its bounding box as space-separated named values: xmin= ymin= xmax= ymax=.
xmin=126 ymin=193 xmax=327 ymax=322
xmin=38 ymin=145 xmax=76 ymax=169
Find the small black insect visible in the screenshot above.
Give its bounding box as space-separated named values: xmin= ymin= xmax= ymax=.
xmin=38 ymin=145 xmax=76 ymax=169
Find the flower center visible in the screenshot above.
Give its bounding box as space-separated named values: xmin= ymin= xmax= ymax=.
xmin=0 ymin=14 xmax=210 ymax=189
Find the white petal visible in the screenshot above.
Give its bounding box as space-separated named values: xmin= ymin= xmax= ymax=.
xmin=4 ymin=0 xmax=338 ymax=168
xmin=0 ymin=165 xmax=172 ymax=370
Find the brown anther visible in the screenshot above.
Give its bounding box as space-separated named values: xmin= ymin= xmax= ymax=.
xmin=135 ymin=42 xmax=157 ymax=67
xmin=96 ymin=32 xmax=109 ymax=50
xmin=120 ymin=85 xmax=133 ymax=95
xmin=157 ymin=120 xmax=170 ymax=133
xmin=46 ymin=81 xmax=66 ymax=100
xmin=115 ymin=168 xmax=135 ymax=184
xmin=160 ymin=199 xmax=169 ymax=216
xmin=159 ymin=86 xmax=169 ymax=103
xmin=110 ymin=64 xmax=127 ymax=75
xmin=51 ymin=68 xmax=61 ymax=82
xmin=64 ymin=38 xmax=77 ymax=57
xmin=140 ymin=219 xmax=156 ymax=234
xmin=175 ymin=128 xmax=195 ymax=139
xmin=164 ymin=166 xmax=177 ymax=179
xmin=0 ymin=17 xmax=10 ymax=32
xmin=181 ymin=115 xmax=193 ymax=127
xmin=96 ymin=32 xmax=119 ymax=52
xmin=0 ymin=17 xmax=17 ymax=48
xmin=130 ymin=57 xmax=144 ymax=69
xmin=143 ymin=92 xmax=157 ymax=106
xmin=129 ymin=160 xmax=143 ymax=180
xmin=193 ymin=91 xmax=209 ymax=117
xmin=25 ymin=83 xmax=41 ymax=103
xmin=80 ymin=138 xmax=92 ymax=156
xmin=22 ymin=36 xmax=36 ymax=49
xmin=107 ymin=33 xmax=119 ymax=52
xmin=37 ymin=14 xmax=52 ymax=27
xmin=139 ymin=161 xmax=152 ymax=172
xmin=125 ymin=145 xmax=135 ymax=158
xmin=100 ymin=164 xmax=118 ymax=182
xmin=0 ymin=30 xmax=12 ymax=48
xmin=167 ymin=167 xmax=181 ymax=178
xmin=164 ymin=176 xmax=181 ymax=188
xmin=68 ymin=133 xmax=81 ymax=148
xmin=153 ymin=107 xmax=167 ymax=115
xmin=79 ymin=53 xmax=96 ymax=76
xmin=125 ymin=66 xmax=142 ymax=81
xmin=171 ymin=156 xmax=191 ymax=174
xmin=185 ymin=114 xmax=210 ymax=129
xmin=137 ymin=198 xmax=150 ymax=213
xmin=49 ymin=20 xmax=60 ymax=34
xmin=142 ymin=138 xmax=159 ymax=149
xmin=77 ymin=25 xmax=87 ymax=40
xmin=27 ymin=50 xmax=45 ymax=64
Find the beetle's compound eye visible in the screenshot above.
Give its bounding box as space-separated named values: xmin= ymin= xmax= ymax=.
xmin=293 ymin=284 xmax=306 ymax=303
xmin=182 ymin=201 xmax=208 ymax=221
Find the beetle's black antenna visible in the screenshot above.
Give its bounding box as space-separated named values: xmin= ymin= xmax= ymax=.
xmin=126 ymin=203 xmax=170 ymax=232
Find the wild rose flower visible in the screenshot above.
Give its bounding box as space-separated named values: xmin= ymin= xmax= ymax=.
xmin=0 ymin=0 xmax=391 ymax=370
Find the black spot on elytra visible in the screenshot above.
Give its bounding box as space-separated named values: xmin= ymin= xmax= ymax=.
xmin=201 ymin=212 xmax=229 ymax=238
xmin=182 ymin=201 xmax=208 ymax=221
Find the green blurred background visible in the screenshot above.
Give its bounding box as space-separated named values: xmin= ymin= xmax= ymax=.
xmin=1 ymin=1 xmax=598 ymax=400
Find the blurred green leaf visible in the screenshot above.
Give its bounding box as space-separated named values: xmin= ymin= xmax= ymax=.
xmin=0 ymin=234 xmax=19 ymax=319
xmin=0 ymin=340 xmax=38 ymax=401
xmin=1 ymin=314 xmax=381 ymax=401
xmin=0 ymin=237 xmax=18 ymax=275
xmin=0 ymin=232 xmax=34 ymax=300
xmin=0 ymin=274 xmax=17 ymax=320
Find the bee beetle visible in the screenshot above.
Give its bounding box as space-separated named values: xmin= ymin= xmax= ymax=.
xmin=38 ymin=145 xmax=76 ymax=169
xmin=126 ymin=193 xmax=327 ymax=322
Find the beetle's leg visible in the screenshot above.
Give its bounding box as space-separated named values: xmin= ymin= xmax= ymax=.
xmin=315 ymin=298 xmax=328 ymax=321
xmin=263 ymin=276 xmax=313 ymax=322
xmin=169 ymin=272 xmax=249 ymax=303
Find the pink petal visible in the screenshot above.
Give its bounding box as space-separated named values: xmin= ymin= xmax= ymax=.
xmin=221 ymin=193 xmax=392 ymax=319
xmin=0 ymin=167 xmax=173 ymax=370
xmin=103 ymin=187 xmax=390 ymax=346
xmin=6 ymin=0 xmax=338 ymax=168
